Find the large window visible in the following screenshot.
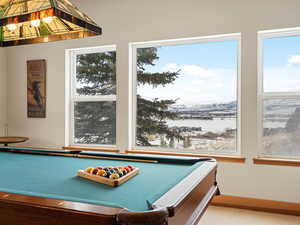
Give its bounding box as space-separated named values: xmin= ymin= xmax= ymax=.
xmin=258 ymin=28 xmax=300 ymax=158
xmin=131 ymin=34 xmax=241 ymax=155
xmin=67 ymin=46 xmax=117 ymax=146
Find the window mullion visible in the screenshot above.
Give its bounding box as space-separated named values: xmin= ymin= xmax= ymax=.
xmin=131 ymin=35 xmax=241 ymax=155
xmin=259 ymin=28 xmax=300 ymax=159
xmin=73 ymin=95 xmax=117 ymax=102
xmin=263 ymin=93 xmax=300 ymax=99
xmin=67 ymin=46 xmax=117 ymax=148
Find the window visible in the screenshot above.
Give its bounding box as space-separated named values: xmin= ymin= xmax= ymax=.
xmin=258 ymin=28 xmax=300 ymax=158
xmin=130 ymin=34 xmax=241 ymax=155
xmin=67 ymin=46 xmax=117 ymax=146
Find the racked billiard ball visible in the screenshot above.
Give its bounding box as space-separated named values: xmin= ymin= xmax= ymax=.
xmin=128 ymin=165 xmax=134 ymax=171
xmin=85 ymin=167 xmax=94 ymax=174
xmin=92 ymin=168 xmax=99 ymax=175
xmin=96 ymin=169 xmax=106 ymax=176
xmin=109 ymin=173 xmax=120 ymax=180
xmin=105 ymin=171 xmax=111 ymax=178
xmin=117 ymin=170 xmax=124 ymax=177
xmin=122 ymin=169 xmax=127 ymax=175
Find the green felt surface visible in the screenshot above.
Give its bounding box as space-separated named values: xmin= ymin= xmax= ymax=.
xmin=0 ymin=151 xmax=204 ymax=211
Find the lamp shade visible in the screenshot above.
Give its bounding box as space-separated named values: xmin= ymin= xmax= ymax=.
xmin=0 ymin=0 xmax=102 ymax=47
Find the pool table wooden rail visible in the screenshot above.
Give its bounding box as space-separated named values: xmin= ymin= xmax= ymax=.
xmin=0 ymin=191 xmax=121 ymax=225
xmin=0 ymin=158 xmax=218 ymax=225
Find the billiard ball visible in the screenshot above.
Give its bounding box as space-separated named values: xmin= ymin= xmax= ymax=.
xmin=105 ymin=171 xmax=111 ymax=178
xmin=96 ymin=169 xmax=106 ymax=176
xmin=92 ymin=168 xmax=99 ymax=175
xmin=109 ymin=173 xmax=120 ymax=179
xmin=85 ymin=167 xmax=94 ymax=174
xmin=122 ymin=169 xmax=127 ymax=175
xmin=128 ymin=165 xmax=134 ymax=171
xmin=117 ymin=170 xmax=123 ymax=177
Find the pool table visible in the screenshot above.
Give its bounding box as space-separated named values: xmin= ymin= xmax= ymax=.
xmin=0 ymin=147 xmax=219 ymax=225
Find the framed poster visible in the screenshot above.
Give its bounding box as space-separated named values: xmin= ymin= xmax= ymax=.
xmin=27 ymin=59 xmax=46 ymax=118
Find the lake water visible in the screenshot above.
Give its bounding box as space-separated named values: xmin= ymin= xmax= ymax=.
xmin=166 ymin=118 xmax=288 ymax=133
xmin=167 ymin=118 xmax=236 ymax=133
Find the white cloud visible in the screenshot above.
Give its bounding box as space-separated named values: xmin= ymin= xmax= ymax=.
xmin=164 ymin=63 xmax=179 ymax=71
xmin=181 ymin=65 xmax=216 ymax=78
xmin=138 ymin=63 xmax=237 ymax=105
xmin=164 ymin=63 xmax=215 ymax=78
xmin=264 ymin=67 xmax=300 ymax=92
xmin=288 ymin=55 xmax=300 ymax=65
xmin=215 ymin=82 xmax=225 ymax=88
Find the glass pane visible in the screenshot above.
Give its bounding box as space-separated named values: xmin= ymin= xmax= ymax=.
xmin=3 ymin=0 xmax=51 ymax=18
xmin=74 ymin=101 xmax=116 ymax=145
xmin=263 ymin=98 xmax=300 ymax=157
xmin=76 ymin=51 xmax=116 ymax=96
xmin=263 ymin=35 xmax=300 ymax=92
xmin=136 ymin=40 xmax=238 ymax=154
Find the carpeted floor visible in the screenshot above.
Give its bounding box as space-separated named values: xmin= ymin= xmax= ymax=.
xmin=199 ymin=206 xmax=300 ymax=225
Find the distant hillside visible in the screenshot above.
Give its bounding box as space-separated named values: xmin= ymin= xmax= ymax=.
xmin=170 ymin=101 xmax=237 ymax=113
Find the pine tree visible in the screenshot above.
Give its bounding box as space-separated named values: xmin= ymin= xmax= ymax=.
xmin=136 ymin=47 xmax=182 ymax=146
xmin=75 ymin=51 xmax=116 ymax=145
xmin=75 ymin=47 xmax=182 ymax=146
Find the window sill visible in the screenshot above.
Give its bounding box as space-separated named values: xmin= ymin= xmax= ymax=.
xmin=253 ymin=157 xmax=300 ymax=167
xmin=63 ymin=146 xmax=118 ymax=153
xmin=126 ymin=150 xmax=246 ymax=163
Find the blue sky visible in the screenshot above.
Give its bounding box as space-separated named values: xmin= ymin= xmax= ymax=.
xmin=264 ymin=36 xmax=300 ymax=67
xmin=154 ymin=41 xmax=237 ymax=69
xmin=263 ymin=36 xmax=300 ymax=92
xmin=138 ymin=36 xmax=300 ymax=105
xmin=138 ymin=40 xmax=238 ymax=105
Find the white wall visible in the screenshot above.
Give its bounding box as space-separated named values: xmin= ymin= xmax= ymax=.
xmin=5 ymin=0 xmax=300 ymax=203
xmin=0 ymin=48 xmax=6 ymax=136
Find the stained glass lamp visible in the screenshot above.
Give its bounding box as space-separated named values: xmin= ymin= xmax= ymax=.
xmin=0 ymin=0 xmax=102 ymax=47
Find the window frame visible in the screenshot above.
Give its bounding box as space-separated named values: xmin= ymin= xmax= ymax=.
xmin=129 ymin=33 xmax=242 ymax=156
xmin=65 ymin=45 xmax=117 ymax=148
xmin=257 ymin=27 xmax=300 ymax=159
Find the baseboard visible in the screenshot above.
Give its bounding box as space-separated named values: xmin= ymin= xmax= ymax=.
xmin=211 ymin=195 xmax=300 ymax=217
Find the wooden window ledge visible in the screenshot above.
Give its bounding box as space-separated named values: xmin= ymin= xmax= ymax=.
xmin=253 ymin=157 xmax=300 ymax=167
xmin=126 ymin=150 xmax=245 ymax=163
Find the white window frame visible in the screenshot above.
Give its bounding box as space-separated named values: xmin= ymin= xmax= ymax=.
xmin=65 ymin=45 xmax=117 ymax=148
xmin=129 ymin=33 xmax=242 ymax=156
xmin=257 ymin=27 xmax=300 ymax=158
